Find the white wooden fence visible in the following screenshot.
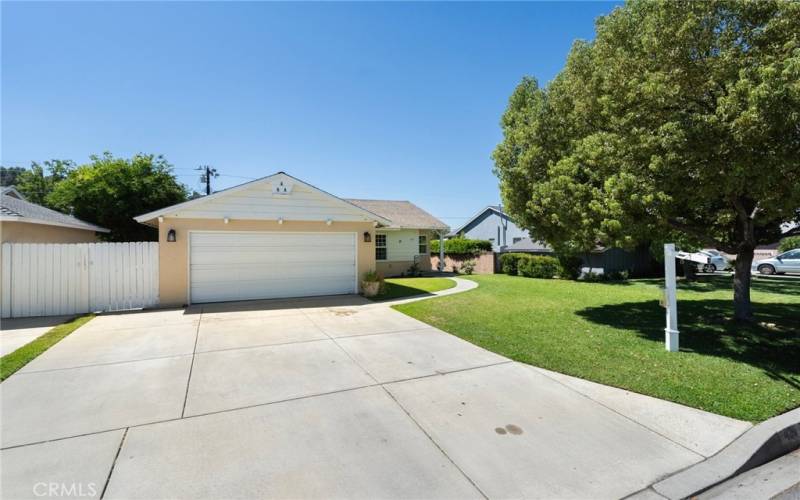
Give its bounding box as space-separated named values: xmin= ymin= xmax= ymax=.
xmin=1 ymin=242 xmax=159 ymax=318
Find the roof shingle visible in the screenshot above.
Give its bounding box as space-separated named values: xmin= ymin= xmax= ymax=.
xmin=345 ymin=199 xmax=448 ymax=231
xmin=0 ymin=194 xmax=109 ymax=232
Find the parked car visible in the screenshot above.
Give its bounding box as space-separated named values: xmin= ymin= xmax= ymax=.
xmin=752 ymin=249 xmax=800 ymax=275
xmin=697 ymin=250 xmax=730 ymax=273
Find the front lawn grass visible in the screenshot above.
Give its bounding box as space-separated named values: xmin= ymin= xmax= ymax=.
xmin=0 ymin=314 xmax=94 ymax=382
xmin=393 ymin=274 xmax=799 ymax=422
xmin=370 ymin=277 xmax=456 ymax=301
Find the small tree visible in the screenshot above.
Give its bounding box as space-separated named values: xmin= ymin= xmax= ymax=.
xmin=48 ymin=153 xmax=188 ymax=241
xmin=493 ymin=0 xmax=800 ymax=321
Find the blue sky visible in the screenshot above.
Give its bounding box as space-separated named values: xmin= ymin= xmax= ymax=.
xmin=2 ymin=1 xmax=617 ymax=228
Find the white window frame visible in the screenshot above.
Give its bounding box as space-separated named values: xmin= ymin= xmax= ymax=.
xmin=418 ymin=234 xmax=428 ymax=255
xmin=376 ymin=233 xmax=387 ymax=261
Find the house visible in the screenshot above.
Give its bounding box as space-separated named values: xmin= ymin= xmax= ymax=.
xmin=448 ymin=205 xmax=529 ymax=252
xmin=1 ymin=187 xmax=109 ymax=243
xmin=133 ymin=172 xmax=449 ymax=306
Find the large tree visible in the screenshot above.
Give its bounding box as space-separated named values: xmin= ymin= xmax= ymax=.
xmin=13 ymin=160 xmax=75 ymax=205
xmin=493 ymin=0 xmax=800 ymax=321
xmin=47 ymin=153 xmax=188 ymax=241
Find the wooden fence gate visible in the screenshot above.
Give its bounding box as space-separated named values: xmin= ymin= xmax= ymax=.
xmin=1 ymin=242 xmax=159 ymax=318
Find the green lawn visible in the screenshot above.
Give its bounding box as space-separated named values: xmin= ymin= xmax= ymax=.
xmin=370 ymin=277 xmax=456 ymax=301
xmin=0 ymin=315 xmax=94 ymax=382
xmin=394 ymin=274 xmax=799 ymax=422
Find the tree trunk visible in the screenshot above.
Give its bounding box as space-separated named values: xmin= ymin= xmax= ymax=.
xmin=733 ymin=248 xmax=754 ymax=322
xmin=682 ymin=260 xmax=697 ymax=281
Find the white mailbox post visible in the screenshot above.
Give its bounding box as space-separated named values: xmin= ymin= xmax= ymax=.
xmin=663 ymin=244 xmax=680 ymax=352
xmin=663 ymin=245 xmax=711 ymax=352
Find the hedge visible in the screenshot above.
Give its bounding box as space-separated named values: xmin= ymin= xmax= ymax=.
xmin=778 ymin=236 xmax=800 ymax=253
xmin=430 ymin=238 xmax=492 ymax=255
xmin=499 ymin=253 xmax=562 ymax=279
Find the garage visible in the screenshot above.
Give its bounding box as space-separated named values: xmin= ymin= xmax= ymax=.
xmin=189 ymin=231 xmax=357 ymax=303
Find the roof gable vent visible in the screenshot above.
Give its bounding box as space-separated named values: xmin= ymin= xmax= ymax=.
xmin=272 ymin=179 xmax=293 ymax=195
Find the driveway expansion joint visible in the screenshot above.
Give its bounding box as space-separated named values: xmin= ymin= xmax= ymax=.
xmin=99 ymin=428 xmax=128 ymax=499
xmin=180 ymin=307 xmax=203 ymax=419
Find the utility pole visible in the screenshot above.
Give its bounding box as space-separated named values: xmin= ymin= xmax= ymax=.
xmin=196 ymin=165 xmax=219 ymax=195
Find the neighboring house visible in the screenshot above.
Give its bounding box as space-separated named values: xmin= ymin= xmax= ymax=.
xmin=133 ymin=172 xmax=448 ymax=306
xmin=448 ymin=206 xmax=529 ymax=252
xmin=0 ymin=187 xmax=108 ymax=243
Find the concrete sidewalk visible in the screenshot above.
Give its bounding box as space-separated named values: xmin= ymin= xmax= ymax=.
xmin=0 ymin=315 xmax=74 ymax=356
xmin=1 ymin=294 xmax=752 ymax=499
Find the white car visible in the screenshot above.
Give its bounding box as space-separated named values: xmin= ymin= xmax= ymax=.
xmin=697 ymin=250 xmax=730 ymax=273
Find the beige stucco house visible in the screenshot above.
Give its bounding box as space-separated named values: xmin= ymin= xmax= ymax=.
xmin=134 ymin=172 xmax=448 ymax=307
xmin=1 ymin=187 xmax=109 ymax=243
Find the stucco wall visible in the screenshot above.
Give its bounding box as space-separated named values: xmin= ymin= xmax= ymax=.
xmin=1 ymin=221 xmax=100 ymax=243
xmin=157 ymin=218 xmax=376 ymax=306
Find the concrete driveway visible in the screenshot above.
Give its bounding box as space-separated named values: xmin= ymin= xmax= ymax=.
xmin=1 ymin=294 xmax=751 ymax=499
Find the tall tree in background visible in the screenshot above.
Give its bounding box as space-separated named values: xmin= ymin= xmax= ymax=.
xmin=493 ymin=0 xmax=800 ymax=321
xmin=0 ymin=166 xmax=27 ymax=187
xmin=14 ymin=160 xmax=75 ymax=205
xmin=48 ymin=153 xmax=188 ymax=241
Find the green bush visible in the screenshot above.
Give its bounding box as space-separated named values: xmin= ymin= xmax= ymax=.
xmin=556 ymin=255 xmax=582 ymax=280
xmin=430 ymin=237 xmax=492 ymax=255
xmin=517 ymin=255 xmax=562 ymax=279
xmin=778 ymin=235 xmax=800 ymax=253
xmin=499 ymin=253 xmax=525 ymax=275
xmin=461 ymin=260 xmax=476 ymax=275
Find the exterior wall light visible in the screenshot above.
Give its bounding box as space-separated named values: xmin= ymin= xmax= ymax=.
xmin=326 ymin=218 xmax=333 ymax=226
xmin=278 ymin=217 xmax=284 ymax=225
xmin=223 ymin=217 xmax=229 ymax=224
xmin=363 ymin=231 xmax=372 ymax=243
xmin=167 ymin=229 xmax=177 ymax=242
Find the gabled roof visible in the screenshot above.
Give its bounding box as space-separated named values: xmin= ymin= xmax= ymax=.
xmin=448 ymin=205 xmax=510 ymax=237
xmin=134 ymin=172 xmax=392 ymax=226
xmin=345 ymin=199 xmax=449 ymax=231
xmin=0 ymin=194 xmax=109 ymax=232
xmin=1 ymin=186 xmax=25 ymax=199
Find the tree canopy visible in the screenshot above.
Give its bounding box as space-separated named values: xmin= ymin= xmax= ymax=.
xmin=493 ymin=0 xmax=800 ymax=320
xmin=47 ymin=153 xmax=188 ymax=241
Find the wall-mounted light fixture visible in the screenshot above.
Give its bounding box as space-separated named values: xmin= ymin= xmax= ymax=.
xmin=223 ymin=217 xmax=229 ymax=224
xmin=363 ymin=231 xmax=372 ymax=243
xmin=326 ymin=218 xmax=332 ymax=226
xmin=278 ymin=217 xmax=284 ymax=225
xmin=167 ymin=229 xmax=177 ymax=242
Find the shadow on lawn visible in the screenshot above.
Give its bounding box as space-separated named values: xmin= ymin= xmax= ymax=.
xmin=635 ymin=276 xmax=800 ymax=296
xmin=576 ymin=299 xmax=800 ymax=388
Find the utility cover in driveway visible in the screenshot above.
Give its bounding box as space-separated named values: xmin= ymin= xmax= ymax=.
xmin=189 ymin=232 xmax=357 ymax=303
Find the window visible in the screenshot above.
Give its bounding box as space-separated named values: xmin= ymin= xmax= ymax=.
xmin=376 ymin=233 xmax=387 ymax=260
xmin=418 ymin=235 xmax=427 ymax=254
xmin=513 ymin=237 xmax=523 ymax=244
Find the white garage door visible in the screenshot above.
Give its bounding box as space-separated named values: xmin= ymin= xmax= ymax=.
xmin=190 ymin=232 xmax=357 ymax=303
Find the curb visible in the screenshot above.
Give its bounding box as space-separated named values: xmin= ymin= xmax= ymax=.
xmin=651 ymin=406 xmax=800 ymax=499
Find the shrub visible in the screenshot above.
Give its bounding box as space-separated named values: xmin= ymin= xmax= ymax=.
xmin=461 ymin=260 xmax=476 ymax=275
xmin=499 ymin=253 xmax=526 ymax=275
xmin=430 ymin=237 xmax=492 ymax=255
xmin=556 ymin=255 xmax=582 ymax=280
xmin=517 ymin=255 xmax=562 ymax=279
xmin=778 ymin=235 xmax=800 ymax=253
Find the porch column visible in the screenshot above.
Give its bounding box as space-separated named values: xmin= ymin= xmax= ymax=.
xmin=438 ymin=230 xmax=445 ymax=272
